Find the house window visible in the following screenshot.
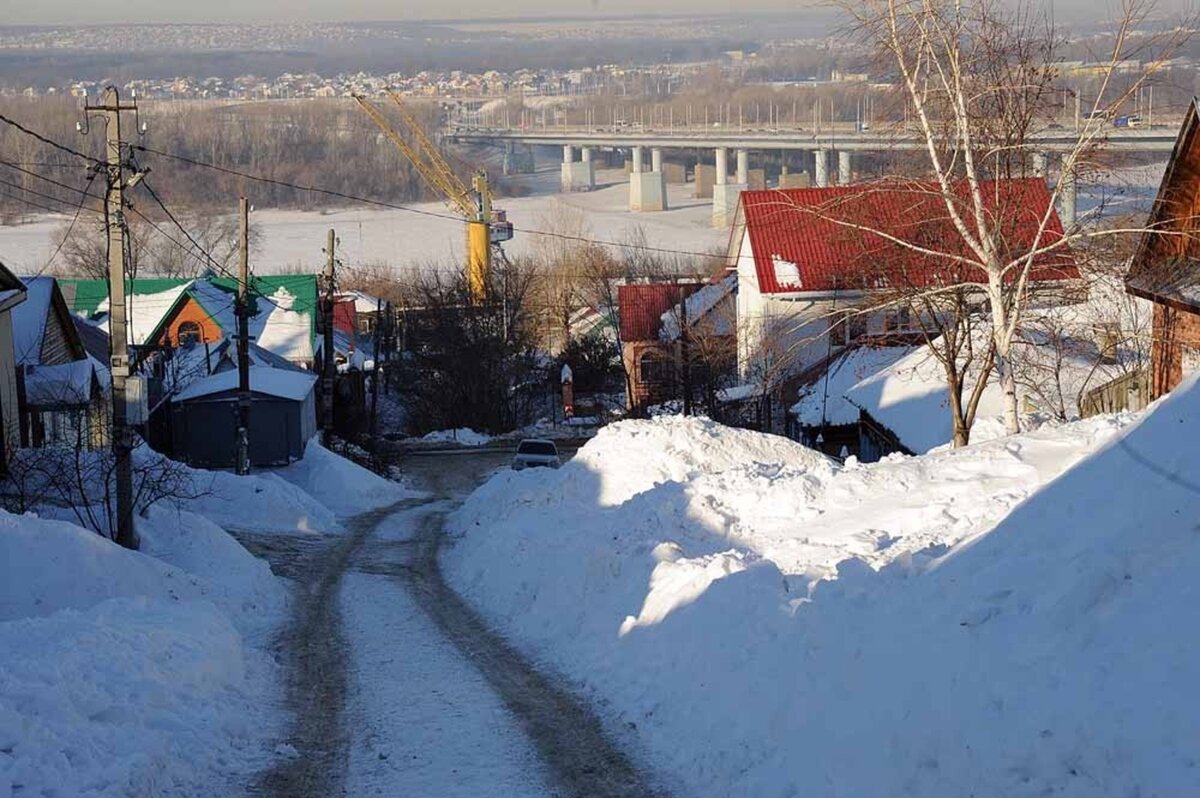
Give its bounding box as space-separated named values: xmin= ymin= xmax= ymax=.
xmin=840 ymin=312 xmax=868 ymax=345
xmin=177 ymin=321 xmax=202 ymax=346
xmin=882 ymin=307 xmax=913 ymax=333
xmin=640 ymin=351 xmax=673 ymax=384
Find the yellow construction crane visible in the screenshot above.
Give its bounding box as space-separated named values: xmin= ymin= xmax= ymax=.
xmin=353 ymin=89 xmax=513 ymax=303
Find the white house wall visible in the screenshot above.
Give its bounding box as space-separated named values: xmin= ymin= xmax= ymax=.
xmin=734 ymin=229 xmax=839 ymax=381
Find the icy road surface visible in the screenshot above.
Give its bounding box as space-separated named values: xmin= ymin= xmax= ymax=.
xmin=236 ymin=446 xmax=663 ymax=797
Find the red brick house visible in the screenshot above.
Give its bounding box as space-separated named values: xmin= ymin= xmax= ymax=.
xmin=1126 ymin=98 xmax=1200 ymax=398
xmin=618 ymin=280 xmax=736 ymax=412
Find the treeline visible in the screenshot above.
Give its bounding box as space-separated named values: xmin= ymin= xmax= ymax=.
xmin=0 ymin=96 xmax=474 ymax=219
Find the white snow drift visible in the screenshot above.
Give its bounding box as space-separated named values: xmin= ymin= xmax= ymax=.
xmin=446 ymin=391 xmax=1199 ymax=797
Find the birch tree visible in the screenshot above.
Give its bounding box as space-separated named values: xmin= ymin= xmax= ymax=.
xmin=832 ymin=0 xmax=1192 ymax=437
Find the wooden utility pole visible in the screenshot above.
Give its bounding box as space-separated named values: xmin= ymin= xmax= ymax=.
xmin=321 ymin=229 xmax=336 ymax=446
xmin=86 ymin=86 xmax=138 ymax=549
xmin=235 ymin=197 xmax=251 ymax=474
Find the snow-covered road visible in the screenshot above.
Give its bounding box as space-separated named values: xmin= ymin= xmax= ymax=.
xmin=239 ymin=447 xmax=663 ymax=797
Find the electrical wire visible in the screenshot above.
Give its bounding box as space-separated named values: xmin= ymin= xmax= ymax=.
xmin=32 ymin=171 xmax=100 ymax=278
xmin=130 ymin=143 xmax=730 ymax=261
xmin=0 ymin=113 xmax=101 ymax=165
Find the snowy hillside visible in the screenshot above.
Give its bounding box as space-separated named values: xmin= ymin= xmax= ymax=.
xmin=444 ymin=395 xmax=1200 ymax=796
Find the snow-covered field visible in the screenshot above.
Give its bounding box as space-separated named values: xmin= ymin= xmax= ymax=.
xmin=0 ymin=438 xmax=413 ymax=796
xmin=0 ymin=167 xmax=726 ymax=276
xmin=444 ymin=388 xmax=1200 ymax=797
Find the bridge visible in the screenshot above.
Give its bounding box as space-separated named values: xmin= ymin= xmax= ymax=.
xmin=448 ymin=121 xmax=1179 ymax=228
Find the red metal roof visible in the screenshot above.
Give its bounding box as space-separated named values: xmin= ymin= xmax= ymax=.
xmin=618 ymin=283 xmax=702 ymax=342
xmin=736 ymin=179 xmax=1078 ymax=294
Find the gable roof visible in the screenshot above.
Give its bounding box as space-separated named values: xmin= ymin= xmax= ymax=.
xmin=618 ymin=282 xmax=703 ymax=342
xmin=733 ymin=179 xmax=1078 ymax=295
xmin=174 ymin=365 xmax=317 ymax=403
xmin=12 ymin=277 xmax=85 ymax=366
xmin=57 ymin=274 xmax=319 ymax=361
xmin=1126 ymin=97 xmax=1200 ymax=313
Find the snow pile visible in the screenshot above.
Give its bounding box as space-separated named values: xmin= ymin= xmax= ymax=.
xmin=418 ymin=428 xmax=493 ymax=447
xmin=443 ymin=399 xmax=1196 ymax=797
xmin=0 ymin=509 xmax=285 ymax=797
xmin=274 ymin=438 xmax=420 ymax=515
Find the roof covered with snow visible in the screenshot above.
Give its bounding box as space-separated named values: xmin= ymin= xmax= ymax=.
xmin=59 ymin=275 xmax=318 ymax=362
xmin=791 ymin=345 xmax=918 ymax=427
xmin=735 ymin=180 xmax=1077 ymax=294
xmin=844 ymin=340 xmax=1007 ymax=454
xmin=11 ymin=276 xmax=55 ymax=365
xmin=174 ymin=364 xmax=317 ymax=403
xmin=659 ymin=275 xmax=736 ymax=341
xmin=24 ymin=359 xmax=98 ymax=406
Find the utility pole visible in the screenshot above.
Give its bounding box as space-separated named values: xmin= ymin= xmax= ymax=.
xmin=369 ymin=295 xmax=382 ymax=460
xmin=321 ymin=229 xmax=336 ymax=447
xmin=236 ymin=196 xmax=251 ymax=475
xmin=86 ymin=86 xmax=138 ymax=550
xmin=679 ymin=283 xmax=692 ymax=417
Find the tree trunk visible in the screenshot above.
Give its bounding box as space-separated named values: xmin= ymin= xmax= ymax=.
xmin=987 ymin=276 xmax=1022 ymax=435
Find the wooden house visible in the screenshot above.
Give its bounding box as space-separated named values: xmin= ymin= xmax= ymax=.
xmin=1125 ymin=98 xmax=1200 ymax=398
xmin=12 ymin=277 xmax=107 ymax=449
xmin=0 ymin=262 xmax=27 ymax=470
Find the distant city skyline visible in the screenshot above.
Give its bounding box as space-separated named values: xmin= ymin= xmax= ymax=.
xmin=0 ymin=0 xmax=1162 ymax=26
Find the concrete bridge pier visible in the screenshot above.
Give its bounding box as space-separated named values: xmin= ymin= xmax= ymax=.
xmin=502 ymin=141 xmax=535 ymax=175
xmin=713 ymin=146 xmax=747 ymax=228
xmin=560 ymin=145 xmax=595 ymax=192
xmin=838 ymin=150 xmax=853 ymax=185
xmin=815 ymin=149 xmax=830 ymax=188
xmin=630 ymin=145 xmax=666 ymax=211
xmin=1032 ymin=150 xmax=1048 ymax=178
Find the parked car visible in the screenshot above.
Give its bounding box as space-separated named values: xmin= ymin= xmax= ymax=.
xmin=513 ymin=439 xmax=561 ymax=470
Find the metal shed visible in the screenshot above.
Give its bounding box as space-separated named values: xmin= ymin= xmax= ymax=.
xmin=170 ymin=365 xmax=317 ymax=469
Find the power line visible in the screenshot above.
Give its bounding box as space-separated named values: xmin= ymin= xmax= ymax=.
xmin=33 ymin=172 xmax=100 ymax=278
xmin=0 ymin=113 xmax=101 ymax=165
xmin=130 ymin=143 xmax=728 ymax=261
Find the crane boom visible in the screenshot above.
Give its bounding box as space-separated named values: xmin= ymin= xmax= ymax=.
xmin=384 ymin=89 xmax=484 ymax=208
xmin=353 ymin=90 xmax=511 ymax=305
xmin=352 ymin=93 xmax=475 ymax=218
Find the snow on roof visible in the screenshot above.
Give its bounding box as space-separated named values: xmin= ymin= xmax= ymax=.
xmin=12 ymin=276 xmax=54 ymax=365
xmin=24 ymin=359 xmax=97 ymax=406
xmin=97 ymin=281 xmax=194 ymax=346
xmin=772 ymin=257 xmax=802 ymax=289
xmin=660 ymin=275 xmax=737 ymax=341
xmin=737 ymin=180 xmax=1077 ymax=295
xmin=174 ymin=364 xmax=317 ymax=403
xmin=844 ymin=340 xmax=1006 ymax=454
xmin=791 ymin=345 xmax=918 ymax=427
xmin=338 ymin=290 xmax=384 ymax=314
xmin=251 ymin=286 xmax=314 ymax=363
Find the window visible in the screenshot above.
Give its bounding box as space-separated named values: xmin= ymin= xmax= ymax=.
xmin=882 ymin=307 xmax=913 ymax=333
xmin=639 ymin=351 xmax=673 ymax=384
xmin=177 ymin=321 xmax=202 ymax=346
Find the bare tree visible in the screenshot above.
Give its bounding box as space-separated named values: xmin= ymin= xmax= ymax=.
xmin=808 ymin=0 xmax=1194 ymax=442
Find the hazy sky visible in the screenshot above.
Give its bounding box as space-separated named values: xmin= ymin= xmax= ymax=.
xmin=0 ymin=0 xmax=1188 ymax=25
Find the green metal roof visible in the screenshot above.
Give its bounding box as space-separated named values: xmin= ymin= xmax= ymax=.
xmin=59 ymin=274 xmax=319 ymax=350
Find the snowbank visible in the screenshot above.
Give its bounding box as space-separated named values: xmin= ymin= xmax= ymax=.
xmin=274 ymin=438 xmax=421 ymax=515
xmin=0 ymin=509 xmax=285 ymax=797
xmin=443 ymin=401 xmax=1194 ymax=797
xmin=417 ymin=428 xmax=493 ymax=447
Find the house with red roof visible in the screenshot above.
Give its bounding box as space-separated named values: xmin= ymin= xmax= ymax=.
xmin=726 ymin=180 xmax=1079 ymax=383
xmin=617 ymin=280 xmax=735 ymax=412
